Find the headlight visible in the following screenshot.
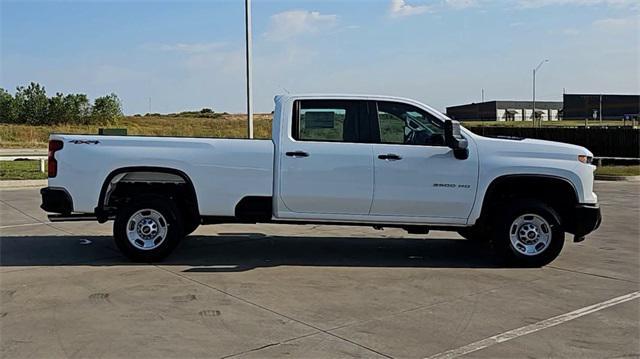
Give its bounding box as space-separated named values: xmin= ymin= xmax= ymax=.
xmin=578 ymin=155 xmax=593 ymax=164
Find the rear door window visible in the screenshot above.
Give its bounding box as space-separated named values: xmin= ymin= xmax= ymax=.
xmin=293 ymin=100 xmax=366 ymax=143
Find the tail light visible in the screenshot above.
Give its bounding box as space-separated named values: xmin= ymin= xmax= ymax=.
xmin=48 ymin=140 xmax=63 ymax=178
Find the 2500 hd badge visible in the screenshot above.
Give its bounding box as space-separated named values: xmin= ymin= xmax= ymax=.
xmin=433 ymin=183 xmax=471 ymax=189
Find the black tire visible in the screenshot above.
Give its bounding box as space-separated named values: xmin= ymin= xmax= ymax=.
xmin=491 ymin=199 xmax=565 ymax=267
xmin=113 ymin=195 xmax=184 ymax=262
xmin=183 ymin=220 xmax=200 ymax=236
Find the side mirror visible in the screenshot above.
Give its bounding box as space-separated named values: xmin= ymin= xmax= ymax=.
xmin=444 ymin=119 xmax=469 ymax=160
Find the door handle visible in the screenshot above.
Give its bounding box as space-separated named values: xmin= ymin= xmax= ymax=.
xmin=286 ymin=151 xmax=309 ymax=157
xmin=378 ymin=153 xmax=402 ymax=161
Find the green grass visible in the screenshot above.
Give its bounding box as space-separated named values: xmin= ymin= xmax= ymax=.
xmin=595 ymin=165 xmax=640 ymax=177
xmin=0 ymin=113 xmax=273 ymax=148
xmin=0 ymin=160 xmax=48 ymax=180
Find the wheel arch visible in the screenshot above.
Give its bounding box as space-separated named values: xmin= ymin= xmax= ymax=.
xmin=96 ymin=166 xmax=200 ymax=221
xmin=477 ymin=174 xmax=579 ymax=226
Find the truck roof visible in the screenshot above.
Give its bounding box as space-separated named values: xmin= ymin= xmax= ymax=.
xmin=276 ymin=93 xmax=421 ymax=102
xmin=275 ymin=94 xmax=449 ymax=120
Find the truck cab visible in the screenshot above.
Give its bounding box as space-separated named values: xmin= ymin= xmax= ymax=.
xmin=273 ymin=95 xmax=477 ymax=225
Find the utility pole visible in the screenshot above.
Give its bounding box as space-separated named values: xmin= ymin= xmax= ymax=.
xmin=532 ymin=59 xmax=549 ymax=128
xmin=599 ymin=94 xmax=603 ymax=124
xmin=481 ymin=88 xmax=485 ymax=103
xmin=245 ymin=0 xmax=254 ymax=139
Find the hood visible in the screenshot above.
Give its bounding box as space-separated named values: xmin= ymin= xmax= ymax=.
xmin=471 ymin=133 xmax=594 ymax=160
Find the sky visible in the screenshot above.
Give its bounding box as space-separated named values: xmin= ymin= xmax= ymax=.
xmin=1 ymin=0 xmax=639 ymax=114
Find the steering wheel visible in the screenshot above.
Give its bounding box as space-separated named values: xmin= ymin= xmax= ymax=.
xmin=403 ymin=114 xmax=427 ymax=144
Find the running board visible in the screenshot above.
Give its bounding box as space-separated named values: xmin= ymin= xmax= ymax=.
xmin=48 ymin=214 xmax=99 ymax=222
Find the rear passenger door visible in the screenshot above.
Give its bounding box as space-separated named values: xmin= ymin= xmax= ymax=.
xmin=277 ymin=99 xmax=374 ymax=217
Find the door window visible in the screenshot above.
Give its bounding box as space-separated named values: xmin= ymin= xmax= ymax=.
xmin=376 ymin=101 xmax=445 ymax=146
xmin=293 ymin=100 xmax=363 ymax=142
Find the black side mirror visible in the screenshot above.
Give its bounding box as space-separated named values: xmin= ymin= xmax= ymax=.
xmin=444 ymin=120 xmax=469 ymax=160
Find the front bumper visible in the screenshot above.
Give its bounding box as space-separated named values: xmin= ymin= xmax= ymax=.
xmin=40 ymin=187 xmax=73 ymax=214
xmin=571 ymin=203 xmax=602 ymax=242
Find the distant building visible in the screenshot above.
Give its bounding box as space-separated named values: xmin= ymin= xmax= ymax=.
xmin=446 ymin=101 xmax=563 ymax=122
xmin=562 ymin=94 xmax=640 ymax=120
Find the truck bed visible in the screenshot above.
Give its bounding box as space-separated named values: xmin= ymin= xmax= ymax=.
xmin=49 ymin=134 xmax=274 ymax=215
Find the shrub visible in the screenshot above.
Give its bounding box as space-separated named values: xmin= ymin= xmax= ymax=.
xmin=47 ymin=92 xmax=67 ymax=124
xmin=15 ymin=82 xmax=49 ymax=125
xmin=91 ymin=93 xmax=123 ymax=125
xmin=0 ymin=88 xmax=18 ymax=123
xmin=63 ymin=93 xmax=91 ymax=124
xmin=1 ymin=83 xmax=124 ymax=125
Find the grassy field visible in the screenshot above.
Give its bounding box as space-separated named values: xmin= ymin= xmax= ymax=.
xmin=1 ymin=115 xmax=637 ymax=148
xmin=0 ymin=160 xmax=48 ymax=180
xmin=595 ymin=165 xmax=640 ymax=176
xmin=0 ymin=114 xmax=273 ymax=148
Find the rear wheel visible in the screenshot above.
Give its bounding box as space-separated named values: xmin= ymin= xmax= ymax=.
xmin=492 ymin=199 xmax=564 ymax=267
xmin=113 ymin=196 xmax=184 ymax=262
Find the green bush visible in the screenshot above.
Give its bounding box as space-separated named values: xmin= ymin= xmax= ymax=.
xmin=0 ymin=82 xmax=122 ymax=125
xmin=91 ymin=93 xmax=123 ymax=125
xmin=15 ymin=82 xmax=49 ymax=125
xmin=0 ymin=88 xmax=18 ymax=123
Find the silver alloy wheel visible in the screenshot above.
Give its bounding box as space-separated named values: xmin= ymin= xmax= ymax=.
xmin=126 ymin=209 xmax=168 ymax=251
xmin=509 ymin=213 xmax=552 ymax=256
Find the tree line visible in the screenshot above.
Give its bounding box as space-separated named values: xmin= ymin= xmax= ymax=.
xmin=0 ymin=82 xmax=123 ymax=125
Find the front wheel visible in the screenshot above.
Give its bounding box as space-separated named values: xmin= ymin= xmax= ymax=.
xmin=113 ymin=196 xmax=184 ymax=262
xmin=492 ymin=200 xmax=565 ymax=267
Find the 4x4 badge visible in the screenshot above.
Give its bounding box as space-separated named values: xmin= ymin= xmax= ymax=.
xmin=68 ymin=140 xmax=100 ymax=145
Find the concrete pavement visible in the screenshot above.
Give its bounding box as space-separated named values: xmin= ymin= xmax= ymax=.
xmin=0 ymin=182 xmax=638 ymax=358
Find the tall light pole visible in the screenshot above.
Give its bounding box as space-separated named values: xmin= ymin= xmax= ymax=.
xmin=245 ymin=0 xmax=254 ymax=138
xmin=532 ymin=59 xmax=549 ymax=128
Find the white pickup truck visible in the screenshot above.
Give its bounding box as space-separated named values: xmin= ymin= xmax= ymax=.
xmin=41 ymin=94 xmax=601 ymax=266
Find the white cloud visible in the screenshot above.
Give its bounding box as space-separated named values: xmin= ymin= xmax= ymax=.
xmin=593 ymin=17 xmax=637 ymax=31
xmin=389 ymin=0 xmax=431 ymax=17
xmin=445 ymin=0 xmax=478 ymax=9
xmin=148 ymin=42 xmax=226 ymax=54
xmin=517 ymin=0 xmax=637 ymax=8
xmin=562 ymin=28 xmax=581 ymax=35
xmin=264 ymin=10 xmax=337 ymax=41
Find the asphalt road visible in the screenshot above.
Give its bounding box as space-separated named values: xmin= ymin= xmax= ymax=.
xmin=1 ymin=182 xmax=638 ymax=358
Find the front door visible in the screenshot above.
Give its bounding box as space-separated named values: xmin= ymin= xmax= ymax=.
xmin=277 ymin=99 xmax=373 ymax=216
xmin=369 ymin=101 xmax=478 ymax=221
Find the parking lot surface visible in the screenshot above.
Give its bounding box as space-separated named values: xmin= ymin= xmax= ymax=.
xmin=1 ymin=182 xmax=638 ymax=358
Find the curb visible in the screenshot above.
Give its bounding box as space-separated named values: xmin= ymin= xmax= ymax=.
xmin=0 ymin=179 xmax=48 ymax=189
xmin=595 ymin=175 xmax=640 ymax=182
